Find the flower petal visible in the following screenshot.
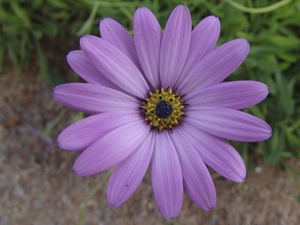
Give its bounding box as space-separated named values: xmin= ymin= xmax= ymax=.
xmin=171 ymin=129 xmax=216 ymax=210
xmin=159 ymin=5 xmax=192 ymax=89
xmin=151 ymin=132 xmax=183 ymax=219
xmin=134 ymin=7 xmax=162 ymax=88
xmin=73 ymin=120 xmax=150 ymax=176
xmin=175 ymin=16 xmax=220 ymax=87
xmin=186 ymin=81 xmax=269 ymax=110
xmin=179 ymin=39 xmax=249 ymax=94
xmin=80 ymin=35 xmax=149 ymax=98
xmin=53 ymin=83 xmax=139 ymax=114
xmin=57 ymin=112 xmax=140 ymax=150
xmin=182 ymin=123 xmax=246 ymax=182
xmin=67 ymin=50 xmax=116 ymax=88
xmin=186 ymin=107 xmax=272 ymax=142
xmin=107 ymin=132 xmax=154 ymax=207
xmin=100 ymin=18 xmax=141 ymax=69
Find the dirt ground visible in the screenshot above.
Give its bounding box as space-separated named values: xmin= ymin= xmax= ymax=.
xmin=1 ymin=62 xmax=300 ymax=225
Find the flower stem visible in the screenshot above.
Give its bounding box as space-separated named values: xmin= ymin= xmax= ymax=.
xmin=42 ymin=108 xmax=67 ymax=137
xmin=77 ymin=169 xmax=112 ymax=225
xmin=225 ymin=0 xmax=292 ymax=14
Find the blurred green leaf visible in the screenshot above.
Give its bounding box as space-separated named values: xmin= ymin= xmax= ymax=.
xmin=11 ymin=2 xmax=31 ymax=28
xmin=35 ymin=39 xmax=48 ymax=80
xmin=268 ymin=35 xmax=300 ymax=48
xmin=267 ymin=128 xmax=285 ymax=163
xmin=275 ymin=71 xmax=295 ymax=116
xmin=77 ymin=2 xmax=100 ymax=36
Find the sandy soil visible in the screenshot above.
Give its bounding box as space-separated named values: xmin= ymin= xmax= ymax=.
xmin=1 ymin=63 xmax=300 ymax=225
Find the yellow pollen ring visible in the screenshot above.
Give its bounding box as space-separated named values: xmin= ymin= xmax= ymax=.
xmin=143 ymin=88 xmax=184 ymax=131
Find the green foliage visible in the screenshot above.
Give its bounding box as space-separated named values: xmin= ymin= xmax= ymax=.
xmin=1 ymin=0 xmax=300 ymax=165
xmin=0 ymin=0 xmax=141 ymax=77
xmin=221 ymin=0 xmax=300 ymax=164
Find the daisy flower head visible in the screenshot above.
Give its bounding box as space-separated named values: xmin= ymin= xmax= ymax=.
xmin=54 ymin=5 xmax=272 ymax=219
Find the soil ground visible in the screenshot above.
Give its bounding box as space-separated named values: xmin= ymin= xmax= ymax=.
xmin=1 ymin=62 xmax=300 ymax=225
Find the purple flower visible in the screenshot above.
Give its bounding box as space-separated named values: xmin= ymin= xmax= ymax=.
xmin=53 ymin=5 xmax=272 ymax=219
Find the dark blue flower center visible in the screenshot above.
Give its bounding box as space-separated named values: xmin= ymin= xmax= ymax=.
xmin=155 ymin=100 xmax=173 ymax=118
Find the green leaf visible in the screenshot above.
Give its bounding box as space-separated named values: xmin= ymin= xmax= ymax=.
xmin=268 ymin=35 xmax=300 ymax=48
xmin=11 ymin=2 xmax=31 ymax=28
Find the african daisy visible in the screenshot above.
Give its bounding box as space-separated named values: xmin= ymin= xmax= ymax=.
xmin=53 ymin=5 xmax=272 ymax=219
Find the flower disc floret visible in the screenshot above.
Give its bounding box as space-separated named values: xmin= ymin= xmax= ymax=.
xmin=143 ymin=89 xmax=184 ymax=131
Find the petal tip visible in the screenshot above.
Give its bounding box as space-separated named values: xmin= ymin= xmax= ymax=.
xmin=80 ymin=35 xmax=96 ymax=47
xmin=162 ymin=211 xmax=180 ymax=220
xmin=108 ymin=199 xmax=121 ymax=208
xmin=206 ymin=15 xmax=220 ymax=23
xmin=242 ymin=39 xmax=250 ymax=50
xmin=66 ymin=52 xmax=73 ymax=64
xmin=56 ymin=139 xmax=63 ymax=149
xmin=137 ymin=6 xmax=147 ymax=11
xmin=73 ymin=162 xmax=88 ymax=177
xmin=99 ymin=17 xmax=115 ymax=31
xmin=177 ymin=4 xmax=189 ymax=9
xmin=100 ymin=17 xmax=110 ymax=23
xmin=233 ymin=170 xmax=247 ymax=183
xmin=172 ymin=4 xmax=190 ymax=16
xmin=135 ymin=6 xmax=152 ymax=17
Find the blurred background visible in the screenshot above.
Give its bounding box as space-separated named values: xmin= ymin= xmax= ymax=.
xmin=0 ymin=0 xmax=300 ymax=224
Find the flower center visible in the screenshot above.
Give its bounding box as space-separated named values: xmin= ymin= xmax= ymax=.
xmin=155 ymin=100 xmax=173 ymax=118
xmin=143 ymin=88 xmax=184 ymax=131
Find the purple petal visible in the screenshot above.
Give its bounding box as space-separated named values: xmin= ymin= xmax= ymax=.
xmin=100 ymin=18 xmax=141 ymax=69
xmin=57 ymin=112 xmax=140 ymax=150
xmin=175 ymin=16 xmax=220 ymax=87
xmin=151 ymin=132 xmax=183 ymax=219
xmin=179 ymin=39 xmax=250 ymax=94
xmin=53 ymin=83 xmax=139 ymax=114
xmin=186 ymin=107 xmax=272 ymax=142
xmin=159 ymin=5 xmax=192 ymax=89
xmin=134 ymin=7 xmax=162 ymax=88
xmin=186 ymin=81 xmax=269 ymax=110
xmin=67 ymin=50 xmax=117 ymax=88
xmin=107 ymin=132 xmax=154 ymax=207
xmin=80 ymin=35 xmax=149 ymax=98
xmin=182 ymin=123 xmax=246 ymax=182
xmin=171 ymin=129 xmax=216 ymax=209
xmin=73 ymin=120 xmax=150 ymax=176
